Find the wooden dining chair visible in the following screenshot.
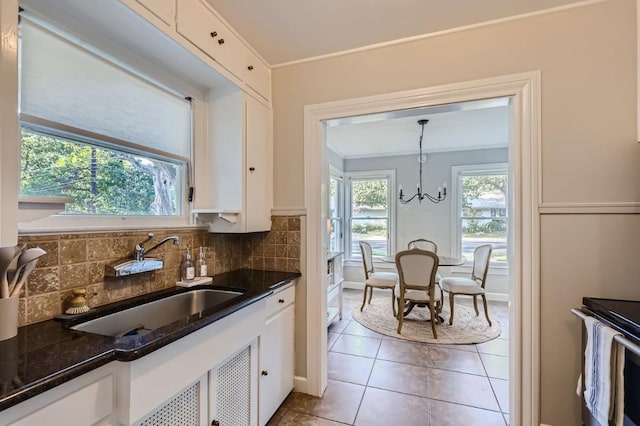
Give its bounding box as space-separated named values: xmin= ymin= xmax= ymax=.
xmin=395 ymin=249 xmax=440 ymax=338
xmin=440 ymin=244 xmax=493 ymax=326
xmin=408 ymin=238 xmax=442 ymax=313
xmin=359 ymin=241 xmax=397 ymax=317
xmin=407 ymin=238 xmax=437 ymax=252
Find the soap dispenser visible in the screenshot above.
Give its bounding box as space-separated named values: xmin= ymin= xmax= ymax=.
xmin=197 ymin=246 xmax=208 ymax=277
xmin=180 ymin=247 xmax=195 ymax=282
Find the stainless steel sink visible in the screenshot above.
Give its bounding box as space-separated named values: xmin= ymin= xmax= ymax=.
xmin=71 ymin=289 xmax=243 ymax=337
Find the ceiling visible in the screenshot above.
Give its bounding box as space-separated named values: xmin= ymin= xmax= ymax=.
xmin=326 ymin=97 xmax=510 ymax=159
xmin=205 ymin=0 xmax=585 ymax=65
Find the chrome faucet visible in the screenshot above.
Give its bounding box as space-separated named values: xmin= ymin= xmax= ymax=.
xmin=134 ymin=233 xmax=180 ymax=261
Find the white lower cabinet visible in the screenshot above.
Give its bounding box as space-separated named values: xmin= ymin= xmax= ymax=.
xmin=134 ymin=376 xmax=208 ymax=426
xmin=2 ymin=282 xmax=297 ymax=426
xmin=259 ymin=285 xmax=296 ymax=425
xmin=3 ymin=364 xmax=118 ymax=426
xmin=209 ymin=339 xmax=259 ymax=426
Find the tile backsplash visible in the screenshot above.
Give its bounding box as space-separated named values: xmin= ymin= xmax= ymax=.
xmin=16 ymin=216 xmax=301 ymax=326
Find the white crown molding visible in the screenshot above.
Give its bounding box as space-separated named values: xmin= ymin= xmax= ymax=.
xmin=332 ymin=143 xmax=509 ymax=160
xmin=272 ymin=0 xmax=606 ymax=68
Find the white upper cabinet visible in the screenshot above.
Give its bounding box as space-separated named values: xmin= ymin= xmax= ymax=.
xmin=196 ymin=90 xmax=272 ymax=233
xmin=136 ymin=0 xmax=174 ymax=26
xmin=176 ymin=0 xmax=245 ymax=80
xmin=244 ymin=48 xmax=271 ymax=101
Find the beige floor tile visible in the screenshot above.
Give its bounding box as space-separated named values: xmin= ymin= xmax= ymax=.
xmin=369 ymin=359 xmax=499 ymax=411
xmin=477 ymin=338 xmax=509 ymax=356
xmin=328 ymin=332 xmax=340 ymax=351
xmin=276 ymin=410 xmax=347 ymax=425
xmin=377 ymin=340 xmax=485 ymax=375
xmin=331 ymin=334 xmax=381 ymax=358
xmin=480 ymin=353 xmax=510 ymax=380
xmin=328 ymin=352 xmax=374 ymax=385
xmin=490 ymin=378 xmax=510 ymax=413
xmin=343 ymin=320 xmax=384 ymax=339
xmin=354 ymin=387 xmax=430 ymax=426
xmin=430 ymin=399 xmax=506 ymax=426
xmin=368 ymin=359 xmax=433 ymax=398
xmin=328 ymin=318 xmax=350 ymax=334
xmin=428 ymin=367 xmax=500 ymax=411
xmin=285 ymin=379 xmax=365 ymax=424
xmin=266 ymin=406 xmax=288 ymax=425
xmin=435 ymin=343 xmax=479 ymax=353
xmin=427 ymin=345 xmax=486 ymax=375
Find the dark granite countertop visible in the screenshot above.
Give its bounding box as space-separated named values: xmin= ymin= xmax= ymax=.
xmin=0 ymin=269 xmax=300 ymax=412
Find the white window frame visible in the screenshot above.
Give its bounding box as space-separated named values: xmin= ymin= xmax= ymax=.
xmin=450 ymin=163 xmax=509 ymax=273
xmin=344 ymin=169 xmax=396 ymax=261
xmin=17 ymin=14 xmax=199 ymax=232
xmin=328 ymin=166 xmax=344 ymax=253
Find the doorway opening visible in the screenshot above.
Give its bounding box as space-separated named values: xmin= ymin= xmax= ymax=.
xmin=303 ymin=72 xmax=541 ymax=425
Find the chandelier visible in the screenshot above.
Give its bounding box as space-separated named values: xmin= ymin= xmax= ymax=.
xmin=398 ymin=119 xmax=447 ymax=204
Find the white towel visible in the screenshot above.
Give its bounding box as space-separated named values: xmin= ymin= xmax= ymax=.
xmin=583 ymin=316 xmax=626 ymax=426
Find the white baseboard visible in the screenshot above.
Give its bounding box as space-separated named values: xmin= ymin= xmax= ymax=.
xmin=540 ymin=424 xmax=553 ymax=426
xmin=293 ymin=376 xmax=307 ymax=393
xmin=343 ymin=281 xmax=509 ymax=302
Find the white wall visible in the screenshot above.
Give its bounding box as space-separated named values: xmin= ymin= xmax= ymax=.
xmin=272 ymin=1 xmax=640 ymax=424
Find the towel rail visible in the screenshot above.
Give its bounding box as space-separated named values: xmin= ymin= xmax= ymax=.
xmin=571 ymin=308 xmax=640 ymax=357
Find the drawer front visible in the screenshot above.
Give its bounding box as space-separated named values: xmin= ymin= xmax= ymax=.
xmin=265 ymin=284 xmax=295 ymax=318
xmin=176 ymin=0 xmax=244 ymax=79
xmin=11 ymin=374 xmax=113 ymax=426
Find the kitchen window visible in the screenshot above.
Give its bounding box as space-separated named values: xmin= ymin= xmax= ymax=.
xmin=451 ymin=163 xmax=508 ymax=269
xmin=18 ymin=15 xmax=192 ymax=224
xmin=345 ymin=170 xmax=396 ymax=260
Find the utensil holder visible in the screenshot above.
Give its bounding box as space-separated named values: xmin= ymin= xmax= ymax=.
xmin=0 ymin=295 xmax=19 ymax=341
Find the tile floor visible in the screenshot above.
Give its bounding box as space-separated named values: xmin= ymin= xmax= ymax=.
xmin=268 ymin=289 xmax=510 ymax=426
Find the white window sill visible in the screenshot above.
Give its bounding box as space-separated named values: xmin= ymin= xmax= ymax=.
xmin=18 ymin=212 xmax=201 ymax=234
xmin=18 ymin=196 xmax=74 ymax=223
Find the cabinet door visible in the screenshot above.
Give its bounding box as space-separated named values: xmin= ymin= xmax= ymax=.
xmin=245 ymin=96 xmax=272 ymax=232
xmin=136 ymin=0 xmax=174 ymax=26
xmin=244 ymin=49 xmax=271 ymax=102
xmin=9 ymin=375 xmax=113 ymax=426
xmin=259 ymin=303 xmax=295 ymax=425
xmin=210 ymin=339 xmax=259 ymax=426
xmin=176 ymin=0 xmax=245 ymax=79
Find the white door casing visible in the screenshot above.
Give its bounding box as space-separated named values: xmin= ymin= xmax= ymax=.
xmin=303 ymin=71 xmax=541 ymax=426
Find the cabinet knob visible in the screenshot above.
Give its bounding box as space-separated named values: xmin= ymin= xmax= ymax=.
xmin=218 ymin=38 xmax=225 ymax=45
xmin=249 ymin=167 xmax=255 ymax=172
xmin=211 ymin=421 xmax=220 ymax=426
xmin=278 ymin=299 xmax=285 ymax=303
xmin=247 ymin=65 xmax=254 ymax=71
xmin=210 ymin=31 xmax=217 ymax=38
xmin=261 ymin=370 xmax=269 ymax=376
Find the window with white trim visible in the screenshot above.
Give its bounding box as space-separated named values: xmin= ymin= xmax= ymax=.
xmin=345 ymin=170 xmax=395 ymax=260
xmin=451 ymin=164 xmax=508 ymax=269
xmin=18 ymin=15 xmax=191 ymax=219
xmin=328 ymin=171 xmax=344 ymax=253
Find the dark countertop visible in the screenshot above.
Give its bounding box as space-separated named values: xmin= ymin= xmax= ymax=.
xmin=0 ymin=269 xmax=300 ymax=412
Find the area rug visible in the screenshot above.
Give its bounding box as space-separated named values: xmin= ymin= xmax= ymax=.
xmin=352 ymin=297 xmax=501 ymax=344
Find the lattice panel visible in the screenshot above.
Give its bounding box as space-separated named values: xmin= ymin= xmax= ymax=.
xmin=137 ymin=381 xmax=200 ymax=426
xmin=215 ymin=346 xmax=252 ymax=426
